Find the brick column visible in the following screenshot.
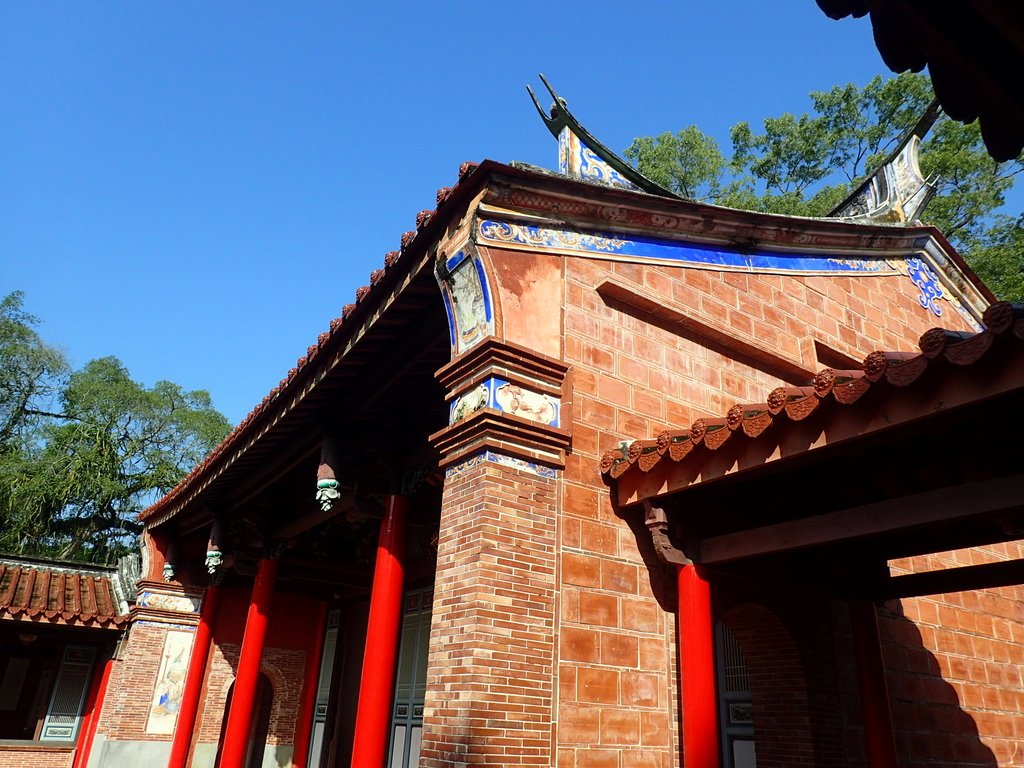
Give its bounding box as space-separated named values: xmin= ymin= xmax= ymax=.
xmin=421 ymin=338 xmax=569 ymax=767
xmin=421 ymin=456 xmax=558 ymax=767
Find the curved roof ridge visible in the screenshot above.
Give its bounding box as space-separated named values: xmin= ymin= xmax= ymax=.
xmin=526 ymin=74 xmax=681 ymax=199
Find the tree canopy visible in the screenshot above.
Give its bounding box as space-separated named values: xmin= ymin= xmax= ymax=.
xmin=0 ymin=292 xmax=231 ymax=563
xmin=625 ymin=73 xmax=1023 ymax=301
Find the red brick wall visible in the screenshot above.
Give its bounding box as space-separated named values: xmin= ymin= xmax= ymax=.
xmin=885 ymin=545 xmax=1024 ymax=767
xmin=0 ymin=747 xmax=73 ymax=768
xmin=95 ymin=621 xmax=178 ymax=744
xmin=421 ymin=459 xmax=558 ymax=767
xmin=94 ymin=594 xmax=314 ymax=765
xmin=556 ymin=251 xmax=984 ymax=767
xmin=193 ymin=642 xmax=306 ymax=750
xmin=557 ymin=494 xmax=677 ymax=768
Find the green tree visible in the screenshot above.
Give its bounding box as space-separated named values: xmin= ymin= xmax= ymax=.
xmin=625 ymin=126 xmax=726 ymax=201
xmin=0 ymin=291 xmax=68 ymax=449
xmin=967 ymin=214 xmax=1024 ymax=301
xmin=625 ymin=73 xmax=1023 ymax=300
xmin=0 ymin=293 xmax=231 ymax=563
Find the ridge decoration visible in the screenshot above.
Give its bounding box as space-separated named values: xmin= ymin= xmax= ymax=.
xmin=478 ymin=219 xmax=897 ymax=276
xmin=527 ymin=74 xmax=680 ymax=198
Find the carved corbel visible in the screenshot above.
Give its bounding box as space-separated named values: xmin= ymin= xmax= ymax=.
xmin=206 ymin=518 xmax=233 ymax=575
xmin=162 ymin=539 xmax=178 ymax=582
xmin=316 ymin=432 xmax=343 ymax=513
xmin=642 ymin=500 xmax=691 ymax=566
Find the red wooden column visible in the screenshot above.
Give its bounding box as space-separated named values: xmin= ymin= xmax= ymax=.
xmin=72 ymin=654 xmax=114 ymax=768
xmin=678 ymin=563 xmax=720 ymax=768
xmin=291 ymin=599 xmax=328 ymax=768
xmin=850 ymin=599 xmax=898 ymax=768
xmin=350 ymin=494 xmax=408 ymax=768
xmin=219 ymin=557 xmax=279 ymax=768
xmin=167 ymin=583 xmax=222 ymax=768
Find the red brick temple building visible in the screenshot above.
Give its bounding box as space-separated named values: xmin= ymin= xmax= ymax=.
xmin=4 ymin=81 xmax=1023 ymax=768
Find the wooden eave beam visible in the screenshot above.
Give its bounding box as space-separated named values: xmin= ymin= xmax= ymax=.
xmin=874 ymin=557 xmax=1024 ymax=601
xmin=272 ymin=494 xmax=356 ymax=540
xmin=697 ymin=472 xmax=1024 ymax=565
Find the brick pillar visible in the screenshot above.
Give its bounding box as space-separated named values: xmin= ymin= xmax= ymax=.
xmin=420 ymin=456 xmax=558 ymax=767
xmin=422 ymin=338 xmax=569 ymax=767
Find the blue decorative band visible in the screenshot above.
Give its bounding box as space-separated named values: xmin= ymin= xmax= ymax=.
xmin=478 ymin=219 xmax=898 ymax=275
xmin=445 ymin=450 xmax=558 ymax=480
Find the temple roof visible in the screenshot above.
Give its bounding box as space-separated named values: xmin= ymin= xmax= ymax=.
xmin=0 ymin=555 xmax=129 ymax=629
xmin=140 ymin=156 xmax=992 ymax=528
xmin=138 ymin=160 xmax=484 ymax=525
xmin=817 ymin=0 xmax=1024 ymax=162
xmin=602 ymin=301 xmax=1024 ymax=499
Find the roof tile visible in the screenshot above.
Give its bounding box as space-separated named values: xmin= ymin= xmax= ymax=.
xmin=602 ymin=302 xmax=1024 ymax=482
xmin=140 ymin=161 xmax=483 ymax=523
xmin=0 ymin=560 xmax=126 ymax=629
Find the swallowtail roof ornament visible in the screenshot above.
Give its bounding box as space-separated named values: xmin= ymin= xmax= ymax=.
xmin=527 ymin=74 xmax=682 ymax=200
xmin=529 ymin=76 xmax=943 ymax=228
xmin=827 ymin=98 xmax=942 ymax=224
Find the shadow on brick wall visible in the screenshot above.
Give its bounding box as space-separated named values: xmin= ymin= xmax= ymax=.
xmin=876 ymin=601 xmax=999 ymax=768
xmin=622 ymin=525 xmax=1000 ymax=768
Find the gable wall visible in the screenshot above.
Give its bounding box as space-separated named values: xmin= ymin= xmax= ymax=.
xmin=554 ymin=247 xmax=1002 ymax=767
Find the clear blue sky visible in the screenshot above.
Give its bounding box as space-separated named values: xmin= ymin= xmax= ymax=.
xmin=1 ymin=3 xmax=1012 ymax=425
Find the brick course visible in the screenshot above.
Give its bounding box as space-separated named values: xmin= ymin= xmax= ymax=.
xmin=556 ymin=248 xmax=1006 ymax=767
xmin=0 ymin=747 xmax=73 ymax=768
xmin=421 ymin=460 xmax=558 ymax=767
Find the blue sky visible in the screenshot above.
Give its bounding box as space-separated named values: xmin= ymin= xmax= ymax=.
xmin=1 ymin=3 xmax=1012 ymax=425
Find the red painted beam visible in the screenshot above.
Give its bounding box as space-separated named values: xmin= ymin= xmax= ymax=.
xmin=220 ymin=558 xmax=279 ymax=768
xmin=678 ymin=564 xmax=720 ymax=768
xmin=292 ymin=600 xmax=328 ymax=768
xmin=849 ymin=600 xmax=898 ymax=768
xmin=350 ymin=494 xmax=407 ymax=768
xmin=73 ymin=654 xmax=114 ymax=768
xmin=167 ymin=584 xmax=222 ymax=768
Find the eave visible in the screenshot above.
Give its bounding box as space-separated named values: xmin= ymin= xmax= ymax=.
xmin=142 ymin=158 xmax=996 ymax=529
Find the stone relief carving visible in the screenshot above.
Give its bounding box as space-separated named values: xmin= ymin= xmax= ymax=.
xmin=451 ymin=383 xmax=489 ymax=423
xmin=495 ymin=382 xmax=558 ymax=425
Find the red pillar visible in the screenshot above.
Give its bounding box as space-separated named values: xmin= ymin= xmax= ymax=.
xmin=850 ymin=599 xmax=898 ymax=768
xmin=167 ymin=584 xmax=222 ymax=768
xmin=678 ymin=563 xmax=720 ymax=768
xmin=350 ymin=494 xmax=407 ymax=768
xmin=219 ymin=557 xmax=279 ymax=768
xmin=291 ymin=599 xmax=328 ymax=768
xmin=73 ymin=654 xmax=114 ymax=768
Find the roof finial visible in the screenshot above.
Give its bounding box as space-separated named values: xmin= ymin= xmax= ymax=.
xmin=828 ymin=98 xmax=942 ymax=223
xmin=526 ymin=75 xmax=681 ymax=199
